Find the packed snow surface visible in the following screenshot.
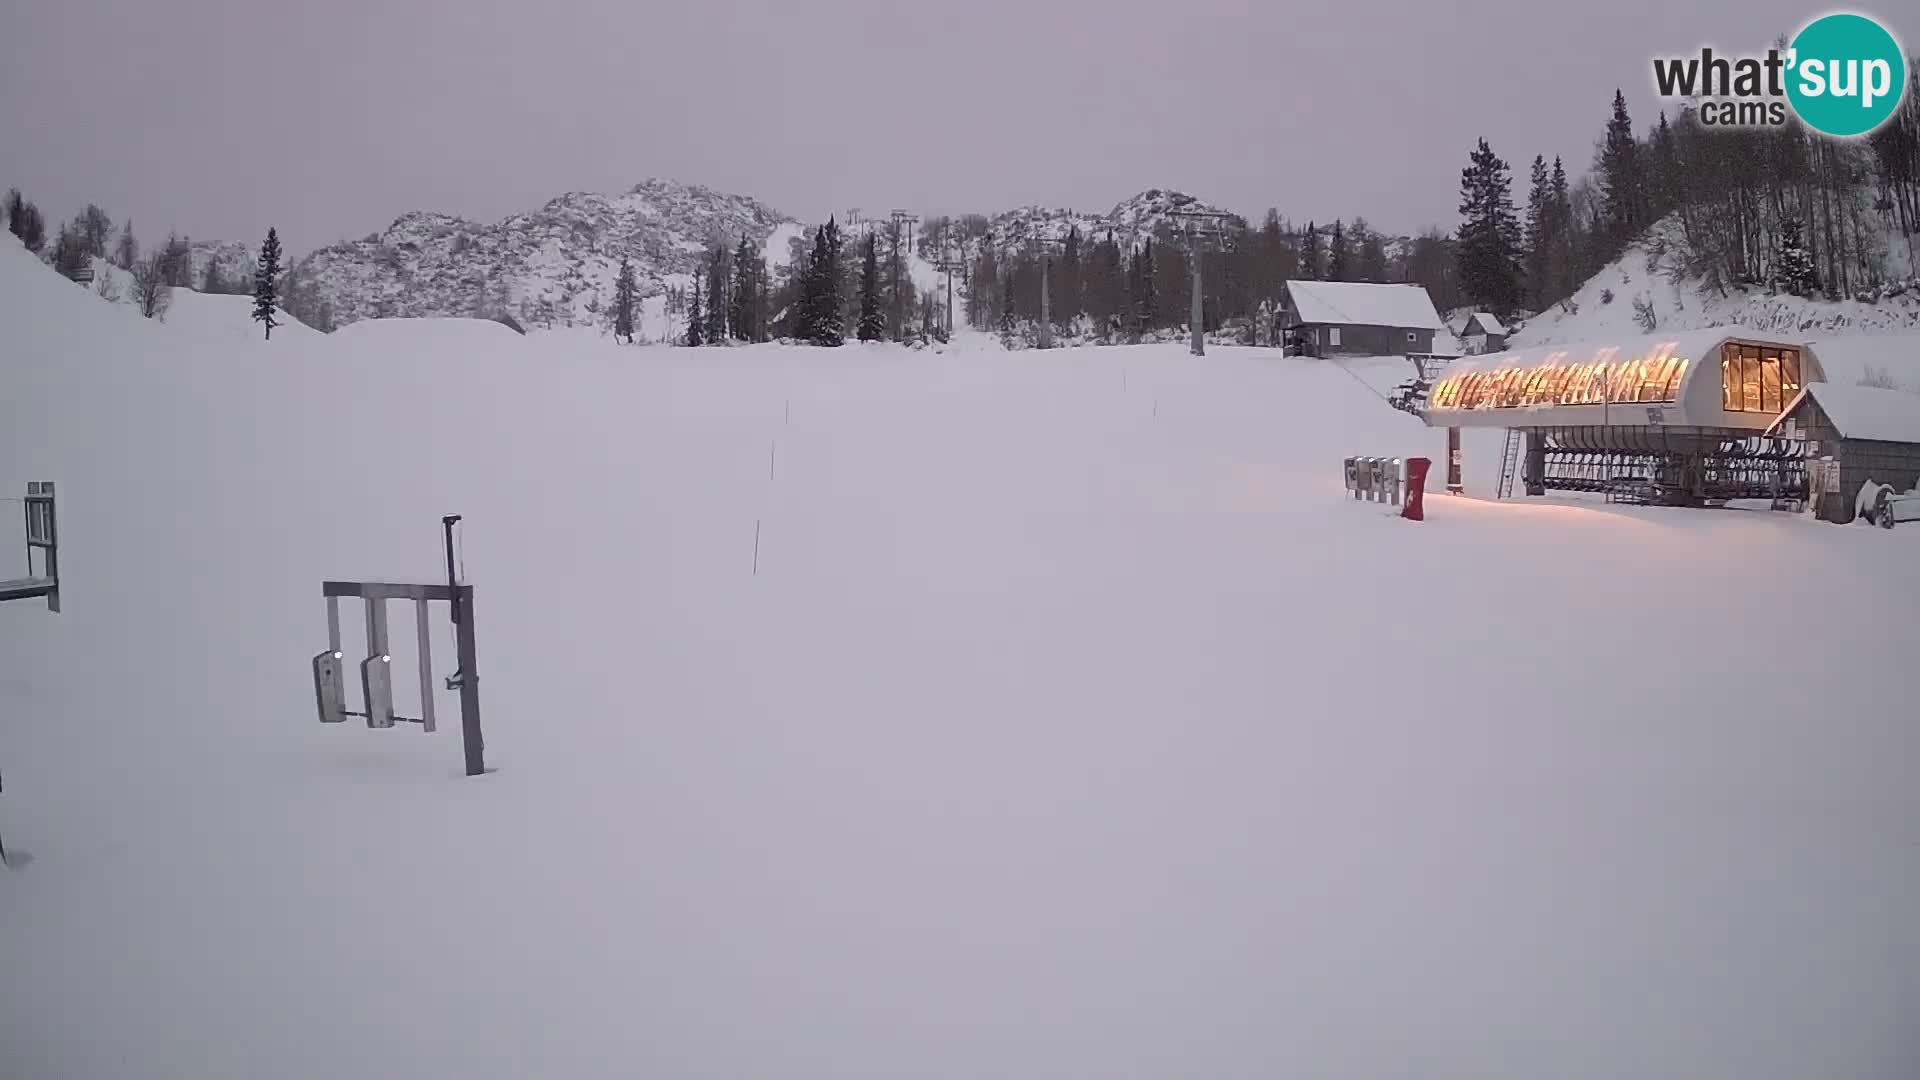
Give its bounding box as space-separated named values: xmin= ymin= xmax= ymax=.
xmin=3 ymin=237 xmax=1920 ymax=1080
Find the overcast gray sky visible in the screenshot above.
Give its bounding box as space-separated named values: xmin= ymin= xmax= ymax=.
xmin=3 ymin=0 xmax=1910 ymax=251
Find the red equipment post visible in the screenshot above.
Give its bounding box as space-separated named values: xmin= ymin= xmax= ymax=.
xmin=1404 ymin=457 xmax=1431 ymax=521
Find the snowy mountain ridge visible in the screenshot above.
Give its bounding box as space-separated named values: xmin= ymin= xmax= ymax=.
xmin=971 ymin=189 xmax=1247 ymax=254
xmin=286 ymin=178 xmax=792 ymax=330
xmin=282 ymin=183 xmax=1276 ymax=332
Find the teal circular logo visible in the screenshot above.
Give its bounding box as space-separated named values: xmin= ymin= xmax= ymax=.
xmin=1786 ymin=13 xmax=1908 ymax=137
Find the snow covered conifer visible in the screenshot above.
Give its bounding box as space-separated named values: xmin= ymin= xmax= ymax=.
xmin=730 ymin=234 xmax=757 ymax=341
xmin=252 ymin=227 xmax=282 ymax=339
xmin=857 ymin=234 xmax=884 ymax=342
xmin=686 ymin=274 xmax=705 ymax=346
xmin=1328 ymin=220 xmax=1348 ymax=282
xmin=612 ymin=256 xmax=638 ymax=343
xmin=1775 ymin=217 xmax=1818 ymax=297
xmin=704 ymin=245 xmax=728 ymax=345
xmin=1596 ymin=89 xmax=1646 ymax=249
xmin=999 ymin=276 xmax=1017 ymax=347
xmin=806 ymin=218 xmax=844 ymax=347
xmin=113 ymin=220 xmax=138 ymax=271
xmin=1455 ymin=138 xmax=1525 ymax=319
xmin=16 ymin=201 xmax=46 ymax=253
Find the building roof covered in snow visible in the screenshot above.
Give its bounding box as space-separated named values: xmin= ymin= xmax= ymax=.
xmin=1464 ymin=312 xmax=1506 ymax=336
xmin=1424 ymin=326 xmax=1828 ymax=432
xmin=1281 ymin=281 xmax=1444 ymax=330
xmin=1769 ymin=382 xmax=1920 ymax=445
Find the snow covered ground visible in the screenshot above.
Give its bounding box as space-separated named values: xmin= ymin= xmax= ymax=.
xmin=1513 ymin=220 xmax=1920 ymax=347
xmin=3 ymin=236 xmax=1920 ymax=1080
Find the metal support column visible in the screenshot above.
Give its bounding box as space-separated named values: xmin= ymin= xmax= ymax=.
xmin=414 ymin=599 xmax=436 ymax=734
xmin=453 ymin=587 xmax=483 ymax=777
xmin=1524 ymin=431 xmax=1548 ymax=497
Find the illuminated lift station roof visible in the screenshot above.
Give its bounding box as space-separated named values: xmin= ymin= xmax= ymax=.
xmin=1423 ymin=327 xmax=1826 ymax=430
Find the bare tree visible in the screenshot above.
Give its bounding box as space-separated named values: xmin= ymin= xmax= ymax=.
xmin=94 ymin=265 xmax=122 ymax=303
xmin=131 ymin=254 xmax=172 ymax=319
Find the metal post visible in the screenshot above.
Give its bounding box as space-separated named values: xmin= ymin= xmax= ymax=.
xmin=1446 ymin=427 xmax=1464 ymax=494
xmin=414 ymin=599 xmax=436 ymax=734
xmin=362 ymin=597 xmax=394 ymax=728
xmin=454 ymin=586 xmax=484 ymax=777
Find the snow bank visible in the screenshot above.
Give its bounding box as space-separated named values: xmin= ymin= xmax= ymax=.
xmin=4 ymin=239 xmax=1920 ymax=1080
xmin=328 ymin=315 xmax=524 ymax=346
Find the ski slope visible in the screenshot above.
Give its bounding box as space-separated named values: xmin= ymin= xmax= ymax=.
xmin=3 ymin=235 xmax=1920 ymax=1080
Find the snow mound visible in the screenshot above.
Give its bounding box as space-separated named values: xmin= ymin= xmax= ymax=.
xmin=327 ymin=316 xmax=523 ymax=346
xmin=157 ymin=288 xmax=318 ymax=342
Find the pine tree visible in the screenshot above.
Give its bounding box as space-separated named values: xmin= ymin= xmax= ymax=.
xmin=162 ymin=233 xmax=192 ymax=287
xmin=999 ymin=271 xmax=1018 ymax=346
xmin=18 ymin=202 xmax=46 ymax=253
xmin=78 ymin=205 xmax=112 ymax=259
xmin=612 ymin=256 xmax=638 ymax=343
xmin=1090 ymin=230 xmax=1123 ymax=340
xmin=1648 ymin=111 xmax=1678 ymax=223
xmin=53 ymin=222 xmax=89 ymax=280
xmin=1327 ymin=220 xmax=1348 ymax=281
xmin=806 ymin=218 xmax=844 ymax=347
xmin=1352 ymin=218 xmax=1388 ymax=283
xmin=1547 ymin=156 xmax=1576 ymax=305
xmin=704 ymin=245 xmax=727 ymax=345
xmin=1775 ymin=216 xmax=1818 ymax=296
xmin=202 ymin=256 xmax=224 ymax=295
xmin=857 ymin=234 xmax=885 ymax=341
xmin=2 ymin=190 xmax=22 ymax=240
xmin=968 ymin=243 xmax=999 ymax=331
xmin=1597 ymin=89 xmax=1646 ymax=249
xmin=1455 ymin=138 xmax=1526 ymax=319
xmin=1523 ymin=154 xmax=1553 ymax=308
xmin=686 ymin=274 xmax=706 ymax=346
xmin=752 ymin=256 xmax=772 ymax=343
xmin=1130 ymin=240 xmax=1157 ymax=340
xmin=114 ymin=220 xmax=137 ymax=271
xmin=252 ymin=227 xmax=283 ymax=339
xmin=730 ymin=234 xmax=756 ymax=341
xmin=1061 ymin=225 xmax=1083 ymax=321
xmin=1300 ymin=223 xmax=1322 ymax=280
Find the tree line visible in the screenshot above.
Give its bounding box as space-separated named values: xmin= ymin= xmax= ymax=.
xmin=950 ymin=210 xmax=1436 ymax=346
xmin=615 ymin=218 xmax=949 ymax=348
xmin=1451 ymin=67 xmax=1920 ymax=323
xmin=6 ymin=184 xmax=294 ymax=338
